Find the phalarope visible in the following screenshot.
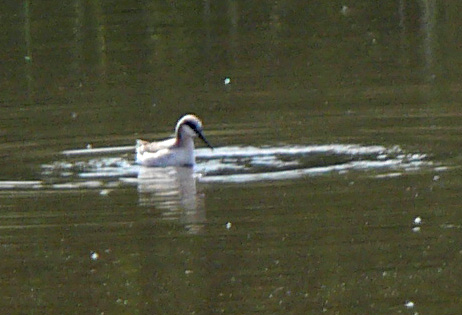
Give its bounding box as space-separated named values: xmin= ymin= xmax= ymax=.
xmin=136 ymin=114 xmax=213 ymax=167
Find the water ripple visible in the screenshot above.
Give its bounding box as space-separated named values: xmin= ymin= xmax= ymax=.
xmin=194 ymin=144 xmax=430 ymax=183
xmin=38 ymin=143 xmax=435 ymax=186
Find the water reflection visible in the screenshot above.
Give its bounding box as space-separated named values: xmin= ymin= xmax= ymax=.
xmin=30 ymin=141 xmax=440 ymax=240
xmin=24 ymin=0 xmax=33 ymax=101
xmin=42 ymin=157 xmax=207 ymax=233
xmin=33 ymin=142 xmax=439 ymax=236
xmin=136 ymin=166 xmax=205 ymax=234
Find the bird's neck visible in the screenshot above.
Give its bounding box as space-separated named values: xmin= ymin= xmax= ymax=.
xmin=176 ymin=134 xmax=195 ymax=149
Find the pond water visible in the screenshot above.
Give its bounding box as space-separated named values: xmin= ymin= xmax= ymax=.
xmin=2 ymin=0 xmax=462 ymax=313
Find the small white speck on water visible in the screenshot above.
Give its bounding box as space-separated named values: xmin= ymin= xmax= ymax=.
xmin=90 ymin=252 xmax=99 ymax=261
xmin=340 ymin=5 xmax=349 ymax=16
xmin=100 ymin=189 xmax=111 ymax=196
xmin=116 ymin=298 xmax=128 ymax=305
xmin=224 ymin=77 xmax=231 ymax=85
xmin=226 ymin=222 xmax=232 ymax=230
xmin=404 ymin=301 xmax=414 ymax=308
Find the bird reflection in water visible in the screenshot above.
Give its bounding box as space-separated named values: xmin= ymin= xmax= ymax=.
xmin=137 ymin=166 xmax=206 ymax=234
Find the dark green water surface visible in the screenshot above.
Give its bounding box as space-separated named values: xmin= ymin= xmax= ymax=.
xmin=1 ymin=1 xmax=462 ymax=313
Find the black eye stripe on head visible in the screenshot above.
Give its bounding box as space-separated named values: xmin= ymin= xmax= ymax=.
xmin=183 ymin=121 xmax=201 ymax=133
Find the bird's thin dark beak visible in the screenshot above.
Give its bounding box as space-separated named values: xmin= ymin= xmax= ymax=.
xmin=197 ymin=131 xmax=214 ymax=150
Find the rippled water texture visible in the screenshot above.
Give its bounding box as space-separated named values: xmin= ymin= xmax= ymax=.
xmin=36 ymin=143 xmax=436 ymax=188
xmin=2 ymin=0 xmax=462 ymax=313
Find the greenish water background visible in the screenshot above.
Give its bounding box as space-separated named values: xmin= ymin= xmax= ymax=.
xmin=1 ymin=0 xmax=462 ymax=313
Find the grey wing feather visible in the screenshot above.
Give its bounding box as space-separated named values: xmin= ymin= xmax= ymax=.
xmin=136 ymin=139 xmax=175 ymax=154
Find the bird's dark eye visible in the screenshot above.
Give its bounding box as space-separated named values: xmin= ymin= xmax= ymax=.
xmin=183 ymin=121 xmax=200 ymax=132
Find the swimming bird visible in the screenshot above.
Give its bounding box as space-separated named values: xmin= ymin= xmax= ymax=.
xmin=136 ymin=114 xmax=213 ymax=167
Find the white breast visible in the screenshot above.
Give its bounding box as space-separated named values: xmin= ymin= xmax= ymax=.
xmin=136 ymin=138 xmax=196 ymax=167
